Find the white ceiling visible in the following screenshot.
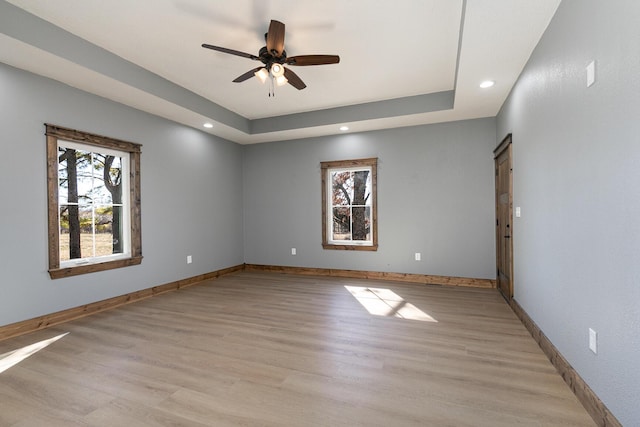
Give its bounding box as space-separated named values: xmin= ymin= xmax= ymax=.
xmin=0 ymin=0 xmax=561 ymax=144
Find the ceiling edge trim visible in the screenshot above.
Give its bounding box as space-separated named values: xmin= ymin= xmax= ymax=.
xmin=250 ymin=91 xmax=455 ymax=134
xmin=453 ymin=0 xmax=467 ymax=94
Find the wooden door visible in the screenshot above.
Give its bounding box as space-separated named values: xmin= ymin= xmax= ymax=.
xmin=494 ymin=135 xmax=513 ymax=299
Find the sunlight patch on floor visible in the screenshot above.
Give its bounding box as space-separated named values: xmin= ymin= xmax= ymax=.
xmin=345 ymin=286 xmax=438 ymax=322
xmin=0 ymin=332 xmax=69 ymax=374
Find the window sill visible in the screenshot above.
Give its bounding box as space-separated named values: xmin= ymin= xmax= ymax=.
xmin=322 ymin=244 xmax=378 ymax=251
xmin=49 ymin=256 xmax=143 ymax=279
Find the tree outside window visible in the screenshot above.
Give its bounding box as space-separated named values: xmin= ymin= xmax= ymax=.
xmin=321 ymin=158 xmax=378 ymax=251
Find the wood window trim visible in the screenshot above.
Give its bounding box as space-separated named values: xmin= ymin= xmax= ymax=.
xmin=321 ymin=157 xmax=378 ymax=251
xmin=46 ymin=124 xmax=143 ymax=279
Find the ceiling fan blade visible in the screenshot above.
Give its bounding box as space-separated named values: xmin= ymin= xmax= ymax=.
xmin=284 ymin=67 xmax=306 ymax=90
xmin=266 ymin=20 xmax=285 ymax=56
xmin=286 ymin=55 xmax=340 ymax=66
xmin=202 ymin=44 xmax=259 ymax=61
xmin=233 ymin=67 xmax=264 ymax=83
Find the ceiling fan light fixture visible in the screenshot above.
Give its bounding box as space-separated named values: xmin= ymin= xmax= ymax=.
xmin=275 ymin=75 xmax=288 ymax=87
xmin=255 ymin=68 xmax=269 ymax=83
xmin=270 ymin=63 xmax=285 ymax=78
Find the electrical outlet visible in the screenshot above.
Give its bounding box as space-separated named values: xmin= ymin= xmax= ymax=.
xmin=589 ymin=328 xmax=597 ymax=354
xmin=187 ymin=255 xmax=192 ymax=264
xmin=291 ymin=248 xmax=297 ymax=255
xmin=586 ymin=61 xmax=595 ymax=87
xmin=415 ymin=252 xmax=421 ymax=261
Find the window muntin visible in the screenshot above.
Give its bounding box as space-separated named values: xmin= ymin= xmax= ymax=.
xmin=46 ymin=124 xmax=142 ymax=279
xmin=57 ymin=140 xmax=130 ymax=266
xmin=321 ymin=158 xmax=378 ymax=251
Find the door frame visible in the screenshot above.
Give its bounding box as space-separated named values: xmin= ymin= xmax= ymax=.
xmin=494 ymin=134 xmax=513 ymax=299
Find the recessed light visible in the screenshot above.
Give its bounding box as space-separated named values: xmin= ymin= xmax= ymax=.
xmin=480 ymin=80 xmax=495 ymax=89
xmin=339 ymin=126 xmax=349 ymax=131
xmin=203 ymin=123 xmax=213 ymax=128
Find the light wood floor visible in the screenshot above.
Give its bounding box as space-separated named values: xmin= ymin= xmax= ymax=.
xmin=0 ymin=272 xmax=594 ymax=426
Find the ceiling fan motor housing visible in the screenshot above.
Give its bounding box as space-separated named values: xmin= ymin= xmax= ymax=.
xmin=259 ymin=46 xmax=286 ymax=65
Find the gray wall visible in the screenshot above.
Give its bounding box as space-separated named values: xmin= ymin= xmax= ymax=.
xmin=0 ymin=63 xmax=244 ymax=326
xmin=243 ymin=118 xmax=497 ymax=279
xmin=496 ymin=0 xmax=640 ymax=424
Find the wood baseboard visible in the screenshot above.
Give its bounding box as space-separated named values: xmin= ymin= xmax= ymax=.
xmin=0 ymin=264 xmax=244 ymax=342
xmin=244 ymin=264 xmax=496 ymax=289
xmin=509 ymin=299 xmax=621 ymax=427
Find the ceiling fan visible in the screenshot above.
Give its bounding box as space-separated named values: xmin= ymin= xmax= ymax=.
xmin=202 ymin=19 xmax=340 ymax=92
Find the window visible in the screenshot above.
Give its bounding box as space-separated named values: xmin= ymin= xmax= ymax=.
xmin=46 ymin=124 xmax=142 ymax=279
xmin=321 ymin=158 xmax=378 ymax=251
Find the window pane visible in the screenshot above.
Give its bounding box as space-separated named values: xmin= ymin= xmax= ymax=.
xmin=76 ymin=167 xmax=94 ymax=204
xmin=98 ymin=205 xmax=124 ymax=255
xmin=90 ymin=156 xmax=107 ymax=203
xmin=331 ymin=171 xmax=353 ymax=206
xmin=97 ymin=155 xmax=123 ymax=205
xmin=80 ymin=231 xmax=95 ymax=258
xmin=58 ymin=148 xmax=69 ymax=205
xmin=58 ymin=185 xmax=69 ymax=206
xmin=352 ymin=170 xmax=370 ymax=206
xmin=91 ymin=184 xmax=113 ymax=205
xmin=62 ymin=148 xmax=92 ymax=200
xmin=352 ymin=206 xmax=371 ymax=241
xmin=365 ymin=172 xmax=372 ymax=206
xmin=94 ymin=225 xmax=115 ymax=257
xmin=332 ymin=207 xmax=351 ymax=240
xmin=59 ymin=206 xmax=70 ymax=235
xmin=78 ymin=205 xmax=93 ymax=234
xmin=59 ymin=206 xmax=70 ymax=261
xmin=106 ymin=156 xmax=122 ymax=182
xmin=59 ymin=205 xmax=85 ymax=260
